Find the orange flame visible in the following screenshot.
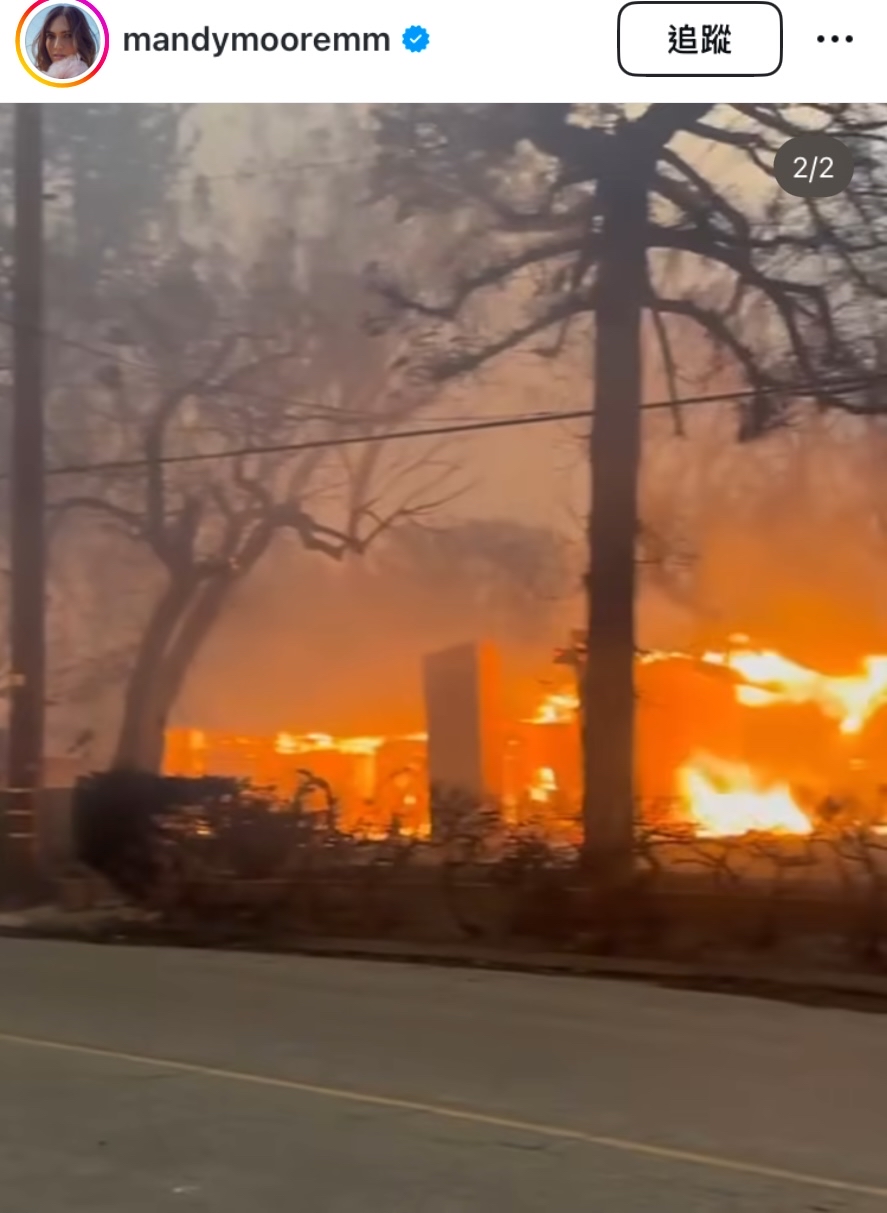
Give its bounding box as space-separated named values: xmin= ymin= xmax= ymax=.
xmin=700 ymin=642 xmax=887 ymax=736
xmin=169 ymin=636 xmax=887 ymax=843
xmin=525 ymin=692 xmax=580 ymax=724
xmin=678 ymin=753 xmax=812 ymax=837
xmin=528 ymin=637 xmax=887 ymax=837
xmin=528 ymin=766 xmax=558 ymax=803
xmin=273 ymin=732 xmax=427 ymax=756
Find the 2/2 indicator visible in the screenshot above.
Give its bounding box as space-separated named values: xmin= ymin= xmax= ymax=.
xmin=773 ymin=133 xmax=854 ymax=198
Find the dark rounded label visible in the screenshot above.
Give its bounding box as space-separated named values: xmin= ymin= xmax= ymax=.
xmin=773 ymin=133 xmax=854 ymax=198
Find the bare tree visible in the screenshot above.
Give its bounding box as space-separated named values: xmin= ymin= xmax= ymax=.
xmin=52 ymin=229 xmax=450 ymax=771
xmin=370 ymin=103 xmax=887 ymax=870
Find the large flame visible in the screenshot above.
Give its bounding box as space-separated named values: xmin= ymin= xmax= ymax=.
xmin=678 ymin=753 xmax=812 ymax=837
xmin=699 ymin=641 xmax=887 ymax=736
xmin=527 ymin=637 xmax=887 ymax=837
xmin=550 ymin=639 xmax=887 ymax=736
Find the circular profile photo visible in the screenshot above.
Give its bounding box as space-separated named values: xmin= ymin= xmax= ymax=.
xmin=17 ymin=1 xmax=108 ymax=87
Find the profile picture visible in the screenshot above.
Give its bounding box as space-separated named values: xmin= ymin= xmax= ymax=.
xmin=17 ymin=1 xmax=109 ymax=87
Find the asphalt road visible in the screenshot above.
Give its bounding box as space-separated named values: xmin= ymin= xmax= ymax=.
xmin=0 ymin=938 xmax=885 ymax=1212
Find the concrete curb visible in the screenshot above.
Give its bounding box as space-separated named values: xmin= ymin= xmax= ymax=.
xmin=270 ymin=936 xmax=887 ymax=1000
xmin=2 ymin=907 xmax=887 ymax=1006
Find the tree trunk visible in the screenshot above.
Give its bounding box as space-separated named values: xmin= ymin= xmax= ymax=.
xmin=142 ymin=575 xmax=236 ymax=771
xmin=112 ymin=520 xmax=276 ymax=773
xmin=111 ymin=570 xmax=243 ymax=772
xmin=581 ymin=162 xmax=649 ymax=875
xmin=123 ymin=664 xmax=178 ymax=775
xmin=111 ymin=575 xmax=199 ymax=771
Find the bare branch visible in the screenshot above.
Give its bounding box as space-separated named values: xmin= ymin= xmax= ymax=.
xmin=143 ymin=335 xmax=240 ymax=562
xmin=48 ymin=495 xmax=144 ymax=536
xmin=657 ymin=148 xmax=752 ymax=243
xmin=369 ymin=232 xmax=584 ymax=323
xmin=648 ymin=306 xmax=685 ymax=436
xmin=424 ymin=288 xmax=597 ymax=381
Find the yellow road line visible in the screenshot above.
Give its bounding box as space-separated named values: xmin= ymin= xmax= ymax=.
xmin=0 ymin=1029 xmax=884 ymax=1199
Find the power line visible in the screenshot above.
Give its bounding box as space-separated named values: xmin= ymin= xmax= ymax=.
xmin=4 ymin=314 xmax=887 ymax=446
xmin=3 ymin=311 xmax=887 ymax=477
xmin=10 ymin=371 xmax=887 ymax=481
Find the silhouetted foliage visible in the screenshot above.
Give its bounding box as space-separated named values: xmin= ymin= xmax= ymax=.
xmin=74 ymin=770 xmax=240 ymax=898
xmin=70 ymin=762 xmax=887 ymax=974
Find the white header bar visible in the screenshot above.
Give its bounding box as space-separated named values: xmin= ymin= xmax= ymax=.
xmin=1 ymin=0 xmax=881 ymax=102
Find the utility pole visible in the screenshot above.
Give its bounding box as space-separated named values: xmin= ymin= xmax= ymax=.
xmin=4 ymin=104 xmax=46 ymax=898
xmin=581 ymin=159 xmax=649 ymax=879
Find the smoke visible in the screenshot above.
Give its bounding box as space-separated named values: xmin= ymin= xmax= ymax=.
xmin=696 ymin=520 xmax=887 ymax=671
xmin=176 ymin=522 xmax=579 ymax=736
xmin=639 ymin=408 xmax=887 ymax=668
xmin=180 ymin=408 xmax=887 ymax=742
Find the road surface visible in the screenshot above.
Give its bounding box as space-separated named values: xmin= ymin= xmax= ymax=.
xmin=0 ymin=937 xmax=885 ymax=1211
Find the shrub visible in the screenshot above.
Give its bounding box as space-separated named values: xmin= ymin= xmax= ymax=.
xmin=74 ymin=770 xmax=240 ymax=899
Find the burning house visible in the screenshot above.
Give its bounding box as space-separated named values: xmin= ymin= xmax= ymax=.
xmin=164 ymin=727 xmax=429 ymax=836
xmin=164 ymin=635 xmax=887 ymax=843
xmin=637 ymin=640 xmax=887 ymax=835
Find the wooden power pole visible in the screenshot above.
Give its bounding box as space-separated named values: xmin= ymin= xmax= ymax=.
xmin=5 ymin=103 xmax=46 ymax=896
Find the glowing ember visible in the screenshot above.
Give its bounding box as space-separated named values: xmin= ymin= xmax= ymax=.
xmin=678 ymin=753 xmax=812 ymax=837
xmin=528 ymin=766 xmax=558 ymax=803
xmin=275 ymin=732 xmax=382 ymax=756
xmin=700 ymin=642 xmax=887 ymax=736
xmin=273 ymin=732 xmax=426 ymax=756
xmin=526 ymin=692 xmax=580 ymax=724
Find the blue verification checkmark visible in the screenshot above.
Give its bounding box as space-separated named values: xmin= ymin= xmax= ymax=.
xmin=402 ymin=25 xmax=430 ymax=52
